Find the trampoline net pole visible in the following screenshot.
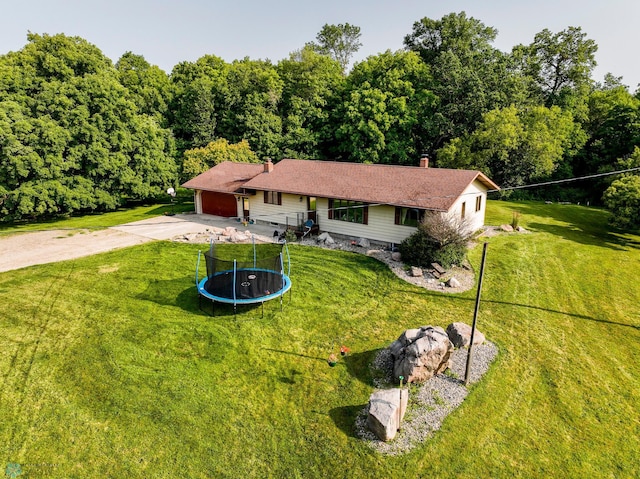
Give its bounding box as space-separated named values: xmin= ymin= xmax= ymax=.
xmin=252 ymin=235 xmax=257 ymax=268
xmin=279 ymin=252 xmax=285 ymax=291
xmin=233 ymin=259 xmax=237 ymax=306
xmin=195 ymin=251 xmax=201 ymax=287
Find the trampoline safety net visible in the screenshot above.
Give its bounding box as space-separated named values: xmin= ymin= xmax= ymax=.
xmin=203 ymin=243 xmax=286 ymax=301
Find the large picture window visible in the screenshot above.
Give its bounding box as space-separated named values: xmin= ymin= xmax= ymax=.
xmin=394 ymin=207 xmax=424 ymax=227
xmin=328 ymin=199 xmax=368 ymax=224
xmin=264 ymin=191 xmax=282 ymax=205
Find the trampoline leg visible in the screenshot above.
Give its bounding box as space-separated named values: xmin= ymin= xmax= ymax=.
xmin=262 ymin=301 xmax=265 ymax=318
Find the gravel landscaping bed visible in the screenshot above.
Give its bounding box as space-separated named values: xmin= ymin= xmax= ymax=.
xmin=355 ymin=342 xmax=499 ymax=455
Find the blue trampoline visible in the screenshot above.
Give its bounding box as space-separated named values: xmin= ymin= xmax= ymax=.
xmin=196 ymin=239 xmax=291 ymax=315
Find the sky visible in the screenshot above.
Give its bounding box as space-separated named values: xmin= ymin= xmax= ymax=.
xmin=2 ymin=0 xmax=639 ymax=89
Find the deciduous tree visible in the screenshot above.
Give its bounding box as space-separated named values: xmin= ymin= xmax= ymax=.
xmin=181 ymin=138 xmax=258 ymax=180
xmin=333 ymin=50 xmax=435 ymax=164
xmin=307 ymin=23 xmax=362 ymax=73
xmin=0 ymin=33 xmax=177 ymax=222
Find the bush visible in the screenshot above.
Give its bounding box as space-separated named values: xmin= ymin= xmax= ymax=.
xmin=603 ymin=175 xmax=640 ymax=230
xmin=399 ymin=213 xmax=470 ymax=269
xmin=283 ymin=229 xmax=297 ymax=243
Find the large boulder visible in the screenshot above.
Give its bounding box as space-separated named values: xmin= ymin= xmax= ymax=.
xmin=410 ymin=266 xmax=423 ymax=277
xmin=446 ymin=276 xmax=461 ymax=288
xmin=446 ymin=322 xmax=486 ymax=348
xmin=317 ymin=232 xmax=335 ymax=245
xmin=356 ymin=237 xmax=370 ymax=248
xmin=389 ymin=326 xmax=453 ymax=383
xmin=366 ymin=388 xmax=409 ymax=442
xmin=222 ymin=226 xmax=237 ymax=236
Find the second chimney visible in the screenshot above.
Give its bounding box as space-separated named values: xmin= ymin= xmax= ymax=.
xmin=419 ymin=154 xmax=429 ymax=168
xmin=264 ymin=158 xmax=274 ymax=173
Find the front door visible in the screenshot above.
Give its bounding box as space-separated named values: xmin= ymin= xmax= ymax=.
xmin=307 ymin=196 xmax=317 ymax=223
xmin=243 ymin=197 xmax=250 ymax=221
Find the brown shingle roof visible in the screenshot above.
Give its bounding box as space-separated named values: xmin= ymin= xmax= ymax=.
xmin=181 ymin=162 xmax=264 ymax=193
xmin=240 ymin=159 xmax=499 ymax=211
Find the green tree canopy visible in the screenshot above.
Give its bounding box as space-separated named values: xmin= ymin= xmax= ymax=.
xmin=276 ymin=47 xmax=344 ymax=159
xmin=307 ymin=23 xmax=362 ymax=73
xmin=168 ymin=55 xmax=229 ymax=152
xmin=333 ymin=50 xmax=435 ymax=164
xmin=116 ymin=52 xmax=173 ymax=121
xmin=404 ymin=12 xmax=526 ymax=150
xmin=437 ymin=105 xmax=582 ymax=187
xmin=514 ymin=26 xmax=597 ymax=116
xmin=181 ymin=138 xmax=259 ymax=181
xmin=602 ymin=149 xmax=640 ymax=229
xmin=0 ymin=33 xmax=176 ymax=221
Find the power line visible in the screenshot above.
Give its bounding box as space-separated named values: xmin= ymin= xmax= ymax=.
xmin=236 ymin=166 xmax=640 ymax=222
xmin=486 ymin=166 xmax=640 ymax=193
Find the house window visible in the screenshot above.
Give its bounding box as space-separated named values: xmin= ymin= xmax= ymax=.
xmin=264 ymin=191 xmax=281 ymax=205
xmin=328 ymin=199 xmax=368 ymax=224
xmin=475 ymin=195 xmax=482 ymax=212
xmin=461 ymin=201 xmax=466 ymax=219
xmin=394 ymin=207 xmax=424 ymax=227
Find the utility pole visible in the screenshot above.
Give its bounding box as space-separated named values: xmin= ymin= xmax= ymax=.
xmin=464 ymin=242 xmax=488 ymax=386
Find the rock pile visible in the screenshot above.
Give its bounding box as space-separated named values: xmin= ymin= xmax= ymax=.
xmin=365 ymin=322 xmax=491 ymax=443
xmin=389 ymin=326 xmax=453 ymax=383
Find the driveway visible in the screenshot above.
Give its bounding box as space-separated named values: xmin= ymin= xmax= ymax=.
xmin=0 ymin=214 xmax=278 ymax=273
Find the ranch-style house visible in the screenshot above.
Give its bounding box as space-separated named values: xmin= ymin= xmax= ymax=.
xmin=182 ymin=157 xmax=499 ymax=246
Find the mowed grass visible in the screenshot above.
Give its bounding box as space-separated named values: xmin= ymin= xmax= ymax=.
xmin=0 ymin=197 xmax=194 ymax=236
xmin=0 ymin=200 xmax=639 ymax=478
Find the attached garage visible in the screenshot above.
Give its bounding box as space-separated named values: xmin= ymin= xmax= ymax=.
xmin=182 ymin=162 xmax=265 ymax=218
xmin=201 ymin=191 xmax=238 ymax=217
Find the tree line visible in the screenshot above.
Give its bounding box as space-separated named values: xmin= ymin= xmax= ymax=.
xmin=1 ymin=13 xmax=639 ymax=227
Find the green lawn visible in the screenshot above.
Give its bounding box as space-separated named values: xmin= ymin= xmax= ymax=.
xmin=0 ymin=196 xmax=194 ymax=236
xmin=0 ymin=201 xmax=639 ymax=478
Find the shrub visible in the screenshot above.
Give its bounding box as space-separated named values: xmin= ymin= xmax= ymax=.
xmin=603 ymin=175 xmax=640 ymax=230
xmin=511 ymin=211 xmax=521 ymax=229
xmin=283 ymin=229 xmax=298 ymax=243
xmin=399 ymin=212 xmax=470 ymax=269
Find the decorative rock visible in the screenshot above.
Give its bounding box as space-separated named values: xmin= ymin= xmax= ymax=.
xmin=446 ymin=277 xmax=461 ymax=288
xmin=516 ymin=226 xmax=528 ymax=233
xmin=230 ymin=232 xmax=248 ymax=243
xmin=391 ymin=252 xmax=402 ymax=262
xmin=410 ymin=266 xmax=423 ymax=277
xmin=446 ymin=322 xmax=486 ymax=348
xmin=500 ymin=224 xmax=514 ymax=232
xmin=389 ymin=326 xmax=453 ymax=383
xmin=222 ymin=226 xmax=236 ymax=236
xmin=366 ymin=388 xmax=409 ymax=442
xmin=356 ymin=237 xmax=370 ymax=248
xmin=317 ymin=232 xmax=335 ymax=245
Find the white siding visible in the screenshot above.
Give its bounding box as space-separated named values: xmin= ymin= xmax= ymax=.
xmin=248 ymin=181 xmax=489 ymax=245
xmin=249 ymin=192 xmax=306 ymax=226
xmin=315 ymin=200 xmax=417 ymax=245
xmin=194 ymin=190 xmax=203 ymax=214
xmin=447 ymin=180 xmax=488 ymax=232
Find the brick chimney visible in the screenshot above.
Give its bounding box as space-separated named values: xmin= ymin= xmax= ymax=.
xmin=264 ymin=158 xmax=274 ymax=173
xmin=419 ymin=154 xmax=429 ymax=168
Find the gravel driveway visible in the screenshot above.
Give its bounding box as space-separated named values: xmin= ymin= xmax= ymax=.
xmin=0 ymin=214 xmax=276 ymax=273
